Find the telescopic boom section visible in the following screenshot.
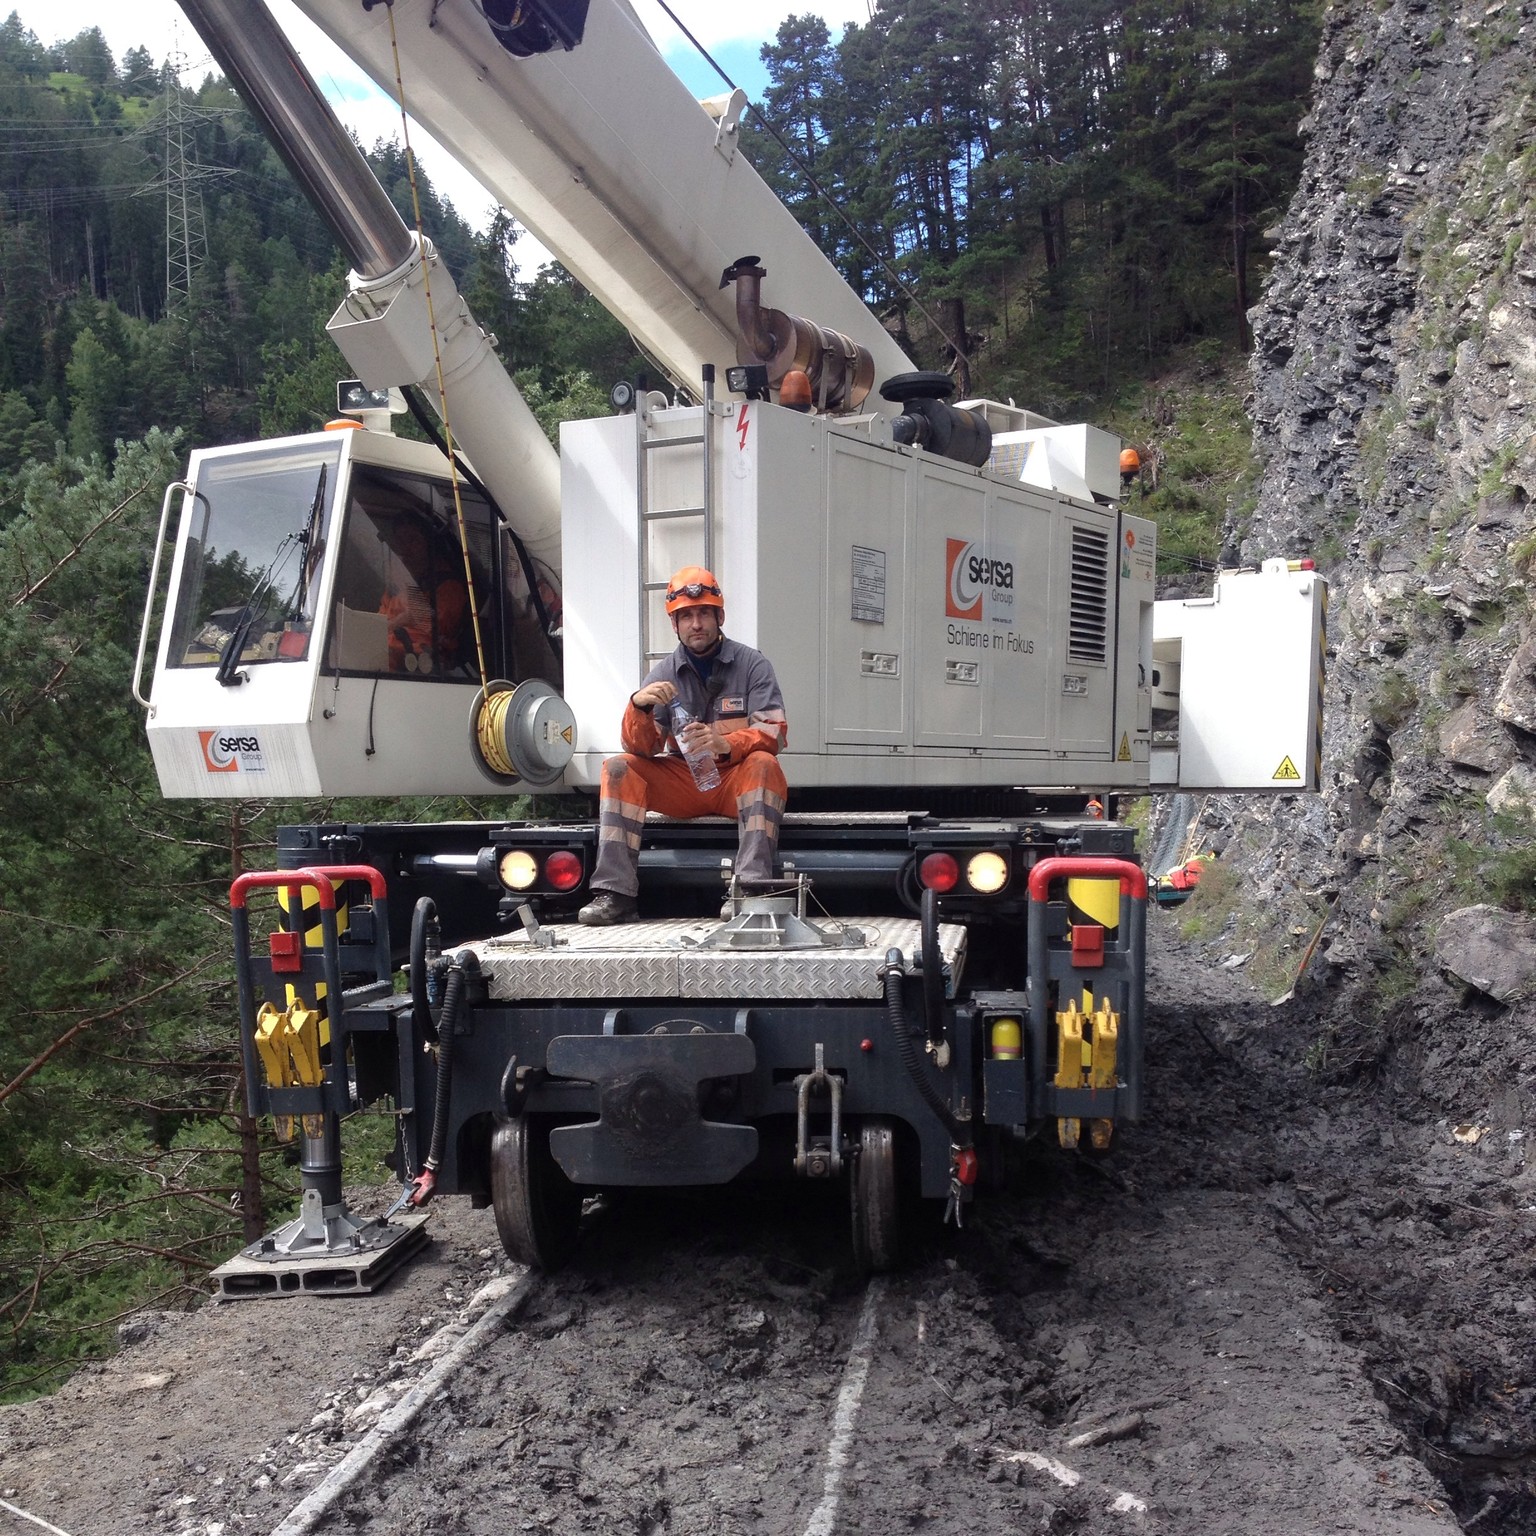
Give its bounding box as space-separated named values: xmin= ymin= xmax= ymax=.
xmin=286 ymin=0 xmax=916 ymax=408
xmin=175 ymin=0 xmax=562 ymax=580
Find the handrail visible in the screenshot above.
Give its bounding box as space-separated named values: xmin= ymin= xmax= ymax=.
xmin=229 ymin=864 xmax=388 ymax=910
xmin=132 ymin=480 xmax=199 ymax=710
xmin=1026 ymin=856 xmax=1147 ymax=903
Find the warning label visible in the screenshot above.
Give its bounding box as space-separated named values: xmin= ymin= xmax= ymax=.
xmin=1117 ymin=733 xmax=1132 ymax=762
xmin=1273 ymin=755 xmax=1301 ymax=781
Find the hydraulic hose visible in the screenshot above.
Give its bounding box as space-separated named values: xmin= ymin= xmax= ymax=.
xmin=410 ymin=896 xmax=440 ymax=1041
xmin=882 ymin=948 xmax=968 ymax=1145
xmin=424 ymin=963 xmax=462 ymax=1176
xmin=408 ymin=950 xmax=477 ymax=1206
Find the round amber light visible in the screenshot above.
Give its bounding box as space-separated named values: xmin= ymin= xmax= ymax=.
xmin=967 ymin=851 xmax=1009 ymax=894
xmin=498 ymin=849 xmax=538 ymax=890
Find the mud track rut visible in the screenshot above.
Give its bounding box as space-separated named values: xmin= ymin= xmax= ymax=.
xmin=0 ymin=935 xmax=1499 ymax=1535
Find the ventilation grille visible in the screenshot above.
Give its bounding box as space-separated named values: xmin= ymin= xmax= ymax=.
xmin=1069 ymin=525 xmax=1110 ymax=663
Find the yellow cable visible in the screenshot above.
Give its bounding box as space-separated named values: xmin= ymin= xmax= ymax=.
xmin=385 ymin=5 xmax=490 ymax=693
xmin=476 ymin=687 xmax=519 ymax=777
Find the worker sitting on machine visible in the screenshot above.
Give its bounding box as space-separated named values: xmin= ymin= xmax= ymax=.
xmin=577 ymin=565 xmax=788 ymax=926
xmin=378 ymin=513 xmax=469 ymax=674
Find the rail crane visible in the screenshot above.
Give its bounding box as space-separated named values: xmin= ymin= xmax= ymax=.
xmin=136 ymin=0 xmax=1328 ymax=1291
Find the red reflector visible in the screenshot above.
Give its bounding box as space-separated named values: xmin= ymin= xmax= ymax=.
xmin=269 ymin=931 xmax=303 ymax=973
xmin=545 ymin=850 xmax=583 ymax=891
xmin=919 ymin=852 xmax=960 ymax=892
xmin=1070 ymin=923 xmax=1105 ymax=968
xmin=954 ymin=1146 xmax=979 ymax=1186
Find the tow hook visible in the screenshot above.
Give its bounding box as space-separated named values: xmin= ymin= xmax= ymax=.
xmin=792 ymin=1042 xmax=844 ymax=1178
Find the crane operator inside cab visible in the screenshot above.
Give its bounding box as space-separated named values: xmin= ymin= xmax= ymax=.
xmin=378 ymin=512 xmax=469 ymax=674
xmin=578 ymin=566 xmax=789 ymax=926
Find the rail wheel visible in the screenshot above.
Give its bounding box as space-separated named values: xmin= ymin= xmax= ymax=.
xmin=850 ymin=1118 xmax=900 ymax=1274
xmin=490 ymin=1116 xmax=582 ymax=1270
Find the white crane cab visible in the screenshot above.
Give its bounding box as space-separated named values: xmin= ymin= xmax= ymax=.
xmin=142 ymin=423 xmax=570 ymax=799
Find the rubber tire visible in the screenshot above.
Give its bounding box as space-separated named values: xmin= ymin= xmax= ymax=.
xmin=490 ymin=1116 xmax=582 ymax=1271
xmin=851 ymin=1118 xmax=901 ymax=1275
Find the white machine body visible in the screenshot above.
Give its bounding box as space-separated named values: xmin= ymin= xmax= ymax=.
xmin=145 ymin=428 xmax=557 ymax=799
xmin=563 ymin=400 xmax=1157 ymax=792
xmin=1150 ymin=560 xmax=1328 ymax=793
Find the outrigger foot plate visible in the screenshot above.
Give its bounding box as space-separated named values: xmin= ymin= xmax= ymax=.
xmin=210 ymin=1210 xmax=430 ymax=1300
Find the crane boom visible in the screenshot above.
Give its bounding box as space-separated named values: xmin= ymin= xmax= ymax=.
xmin=287 ymin=0 xmax=916 ymax=403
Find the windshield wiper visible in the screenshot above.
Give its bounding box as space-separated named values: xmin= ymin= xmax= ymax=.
xmin=215 ymin=545 xmax=289 ymax=688
xmin=288 ymin=462 xmax=328 ymax=621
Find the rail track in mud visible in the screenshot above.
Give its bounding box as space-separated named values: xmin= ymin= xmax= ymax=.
xmin=3 ymin=928 xmax=1532 ymax=1535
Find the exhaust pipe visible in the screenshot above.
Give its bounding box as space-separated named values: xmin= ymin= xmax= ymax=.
xmin=722 ymin=257 xmax=875 ymax=414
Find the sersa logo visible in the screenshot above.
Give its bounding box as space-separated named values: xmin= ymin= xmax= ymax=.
xmin=946 ymin=539 xmax=983 ymax=620
xmin=199 ymin=729 xmax=265 ymax=774
xmin=945 ymin=538 xmax=1015 ymax=621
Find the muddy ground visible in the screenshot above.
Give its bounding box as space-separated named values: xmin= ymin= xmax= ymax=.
xmin=2 ymin=919 xmax=1532 ymax=1535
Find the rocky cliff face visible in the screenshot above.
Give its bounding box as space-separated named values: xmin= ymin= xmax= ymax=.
xmin=1235 ymin=0 xmax=1536 ymax=1005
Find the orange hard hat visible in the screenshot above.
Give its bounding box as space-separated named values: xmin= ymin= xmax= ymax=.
xmin=1120 ymin=447 xmax=1141 ymax=474
xmin=664 ymin=565 xmax=724 ymax=614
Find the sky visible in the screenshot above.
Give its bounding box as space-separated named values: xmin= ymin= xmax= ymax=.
xmin=11 ymin=0 xmax=874 ymax=247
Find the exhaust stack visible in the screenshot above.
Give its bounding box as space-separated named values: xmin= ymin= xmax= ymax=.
xmin=723 ymin=257 xmax=876 ymax=415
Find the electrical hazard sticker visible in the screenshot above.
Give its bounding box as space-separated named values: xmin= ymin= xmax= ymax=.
xmin=1273 ymin=755 xmax=1302 ymax=781
xmin=1118 ymin=733 xmax=1132 ymax=761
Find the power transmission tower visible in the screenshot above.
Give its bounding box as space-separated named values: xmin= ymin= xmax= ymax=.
xmin=137 ymin=48 xmax=231 ymax=315
xmin=163 ymin=81 xmax=210 ymax=310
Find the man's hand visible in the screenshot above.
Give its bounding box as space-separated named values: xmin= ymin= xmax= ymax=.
xmin=632 ymin=680 xmax=678 ymax=710
xmin=679 ymin=719 xmax=730 ymax=758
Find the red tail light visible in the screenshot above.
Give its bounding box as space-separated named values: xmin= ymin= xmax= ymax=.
xmin=544 ymin=850 xmax=583 ymax=891
xmin=919 ymin=852 xmax=960 ymax=892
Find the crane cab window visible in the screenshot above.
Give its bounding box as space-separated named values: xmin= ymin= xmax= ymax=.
xmin=167 ymin=442 xmax=342 ymax=669
xmin=327 ymin=466 xmax=498 ymax=682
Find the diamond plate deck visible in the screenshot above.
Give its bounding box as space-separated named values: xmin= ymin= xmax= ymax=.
xmin=470 ymin=918 xmax=967 ymax=1001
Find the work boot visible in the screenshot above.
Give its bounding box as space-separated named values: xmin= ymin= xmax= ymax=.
xmin=578 ymin=890 xmax=638 ymax=926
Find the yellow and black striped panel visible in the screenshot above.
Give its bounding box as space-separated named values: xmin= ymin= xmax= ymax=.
xmin=1313 ymin=583 xmax=1328 ymax=790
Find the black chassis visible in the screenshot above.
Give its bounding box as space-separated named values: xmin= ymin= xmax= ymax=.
xmin=271 ymin=809 xmax=1145 ymax=1207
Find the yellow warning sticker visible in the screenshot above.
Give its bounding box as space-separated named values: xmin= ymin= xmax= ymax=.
xmin=1117 ymin=733 xmax=1132 ymax=761
xmin=1273 ymin=755 xmax=1301 ymax=781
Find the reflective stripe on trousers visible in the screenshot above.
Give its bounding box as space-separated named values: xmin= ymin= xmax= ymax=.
xmin=591 ymin=752 xmax=788 ymax=898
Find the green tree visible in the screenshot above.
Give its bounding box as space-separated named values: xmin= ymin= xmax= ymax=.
xmin=59 ymin=25 xmax=113 ymax=85
xmin=0 ymin=432 xmax=255 ymax=1398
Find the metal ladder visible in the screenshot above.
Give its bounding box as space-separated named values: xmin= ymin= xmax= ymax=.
xmin=635 ymin=364 xmax=716 ymax=675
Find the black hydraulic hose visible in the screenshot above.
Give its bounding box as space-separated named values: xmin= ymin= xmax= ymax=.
xmin=882 ymin=948 xmax=967 ymax=1144
xmin=424 ymin=961 xmax=466 ymax=1177
xmin=403 ymin=386 xmax=562 ymax=658
xmin=410 ymin=896 xmax=440 ymax=1041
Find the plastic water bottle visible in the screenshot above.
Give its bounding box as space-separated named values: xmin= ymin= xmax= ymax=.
xmin=670 ymin=702 xmax=722 ymax=791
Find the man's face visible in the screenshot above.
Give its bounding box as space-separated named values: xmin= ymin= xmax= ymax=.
xmin=672 ymin=604 xmax=722 ymax=655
